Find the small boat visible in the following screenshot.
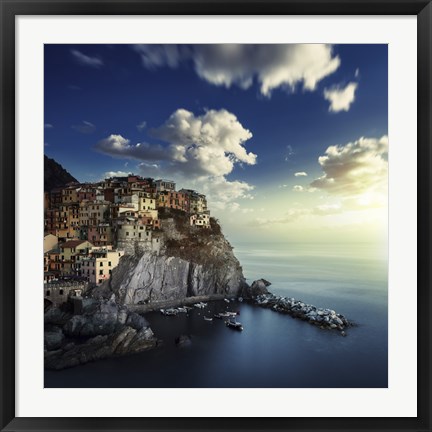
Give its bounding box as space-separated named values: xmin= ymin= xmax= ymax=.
xmin=225 ymin=311 xmax=238 ymax=317
xmin=225 ymin=318 xmax=243 ymax=331
xmin=219 ymin=312 xmax=232 ymax=317
xmin=162 ymin=308 xmax=178 ymax=316
xmin=176 ymin=307 xmax=188 ymax=313
xmin=203 ymin=316 xmax=213 ymax=321
xmin=193 ymin=302 xmax=207 ymax=309
xmin=238 ymin=297 xmax=243 ymax=302
xmin=224 ymin=298 xmax=230 ymax=303
xmin=213 ymin=313 xmax=223 ymax=319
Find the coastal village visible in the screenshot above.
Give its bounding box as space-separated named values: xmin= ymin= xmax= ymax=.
xmin=44 ymin=174 xmax=210 ymax=306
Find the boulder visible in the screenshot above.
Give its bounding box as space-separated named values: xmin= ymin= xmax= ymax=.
xmin=175 ymin=334 xmax=192 ymax=347
xmin=44 ymin=326 xmax=65 ymax=350
xmin=125 ymin=312 xmax=149 ymax=330
xmin=243 ymin=279 xmax=271 ymax=298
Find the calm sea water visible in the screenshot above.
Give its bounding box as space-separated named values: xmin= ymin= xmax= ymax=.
xmin=45 ymin=242 xmax=388 ymax=388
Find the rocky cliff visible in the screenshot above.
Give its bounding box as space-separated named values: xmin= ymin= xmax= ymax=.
xmin=44 ymin=155 xmax=78 ymax=192
xmin=92 ymin=210 xmax=248 ymax=306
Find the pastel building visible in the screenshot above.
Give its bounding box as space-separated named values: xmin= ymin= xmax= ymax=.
xmin=87 ymin=224 xmax=114 ymax=247
xmin=157 ymin=191 xmax=189 ymax=212
xmin=155 ymin=179 xmax=176 ymax=192
xmin=190 ymin=212 xmax=211 ymax=229
xmin=59 ymin=240 xmax=94 ymax=275
xmin=179 ymin=189 xmax=207 ymax=214
xmin=79 ymin=201 xmax=110 ymax=226
xmin=138 ymin=193 xmax=156 ymax=211
xmin=79 ymin=247 xmax=125 ymax=285
xmin=61 ymin=186 xmax=79 ymax=204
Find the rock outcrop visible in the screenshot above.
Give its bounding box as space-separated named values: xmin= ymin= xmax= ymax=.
xmin=242 ymin=278 xmax=271 ymax=298
xmin=92 ymin=213 xmax=248 ymax=306
xmin=44 ymin=298 xmax=158 ymax=370
xmin=253 ymin=293 xmax=352 ymax=334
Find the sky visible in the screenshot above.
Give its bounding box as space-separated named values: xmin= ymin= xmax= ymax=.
xmin=44 ymin=44 xmax=388 ymax=246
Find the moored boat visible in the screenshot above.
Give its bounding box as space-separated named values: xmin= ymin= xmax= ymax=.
xmin=161 ymin=308 xmax=178 ymax=316
xmin=225 ymin=318 xmax=243 ymax=331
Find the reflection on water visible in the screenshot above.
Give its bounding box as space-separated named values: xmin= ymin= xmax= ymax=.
xmin=45 ymin=243 xmax=388 ymax=388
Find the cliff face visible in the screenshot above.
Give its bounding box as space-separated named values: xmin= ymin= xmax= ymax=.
xmin=44 ymin=155 xmax=78 ymax=192
xmin=95 ymin=212 xmax=248 ymax=305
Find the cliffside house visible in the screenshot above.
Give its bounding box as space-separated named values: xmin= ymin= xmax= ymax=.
xmin=59 ymin=239 xmax=94 ymax=275
xmin=190 ymin=212 xmax=211 ymax=229
xmin=179 ymin=189 xmax=207 ymax=214
xmin=78 ymin=247 xmax=125 ymax=285
xmin=155 ymin=179 xmax=176 ymax=192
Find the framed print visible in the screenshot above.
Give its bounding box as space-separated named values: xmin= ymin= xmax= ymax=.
xmin=1 ymin=1 xmax=431 ymax=431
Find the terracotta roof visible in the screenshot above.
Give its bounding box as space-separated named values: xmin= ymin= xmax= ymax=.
xmin=62 ymin=240 xmax=89 ymax=249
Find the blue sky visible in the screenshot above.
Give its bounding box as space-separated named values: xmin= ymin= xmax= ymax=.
xmin=44 ymin=44 xmax=388 ymax=244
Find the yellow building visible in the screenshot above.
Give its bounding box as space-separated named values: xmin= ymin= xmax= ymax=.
xmin=79 ymin=247 xmax=125 ymax=285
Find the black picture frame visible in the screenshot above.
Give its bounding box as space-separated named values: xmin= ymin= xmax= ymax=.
xmin=1 ymin=1 xmax=431 ymax=431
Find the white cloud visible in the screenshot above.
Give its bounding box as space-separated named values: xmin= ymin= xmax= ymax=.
xmin=95 ymin=134 xmax=168 ymax=161
xmin=95 ymin=108 xmax=257 ymax=213
xmin=133 ymin=44 xmax=340 ymax=97
xmin=104 ymin=170 xmax=132 ymax=178
xmin=323 ymin=82 xmax=358 ymax=112
xmin=150 ymin=108 xmax=256 ymax=178
xmin=293 ymin=185 xmax=316 ymax=193
xmin=311 ymin=136 xmax=388 ymax=199
xmin=71 ymin=49 xmax=103 ymax=68
xmin=136 ymin=120 xmax=147 ymax=131
xmin=44 ymin=123 xmax=53 ymax=129
xmin=294 ymin=171 xmax=307 ymax=177
xmin=355 ymin=68 xmax=360 ymax=78
xmin=198 ymin=176 xmax=254 ymax=210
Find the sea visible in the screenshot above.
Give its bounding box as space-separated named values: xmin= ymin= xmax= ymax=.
xmin=45 ymin=242 xmax=388 ymax=388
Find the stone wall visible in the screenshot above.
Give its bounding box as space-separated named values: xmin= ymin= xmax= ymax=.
xmin=44 ymin=280 xmax=89 ymax=306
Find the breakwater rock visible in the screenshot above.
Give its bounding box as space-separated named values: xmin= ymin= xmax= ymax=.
xmin=253 ymin=293 xmax=351 ymax=335
xmin=44 ymin=297 xmax=159 ymax=370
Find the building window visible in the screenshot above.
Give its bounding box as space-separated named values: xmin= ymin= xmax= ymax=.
xmin=109 ymin=270 xmax=112 ymax=275
xmin=108 ymin=261 xmax=111 ymax=267
xmin=99 ymin=279 xmax=103 ymax=284
xmin=126 ymin=232 xmax=129 ymax=236
xmin=46 ymin=290 xmax=50 ymax=296
xmin=100 ymin=262 xmax=103 ymax=267
xmin=99 ymin=270 xmax=103 ymax=275
xmin=59 ymin=289 xmax=64 ymax=295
